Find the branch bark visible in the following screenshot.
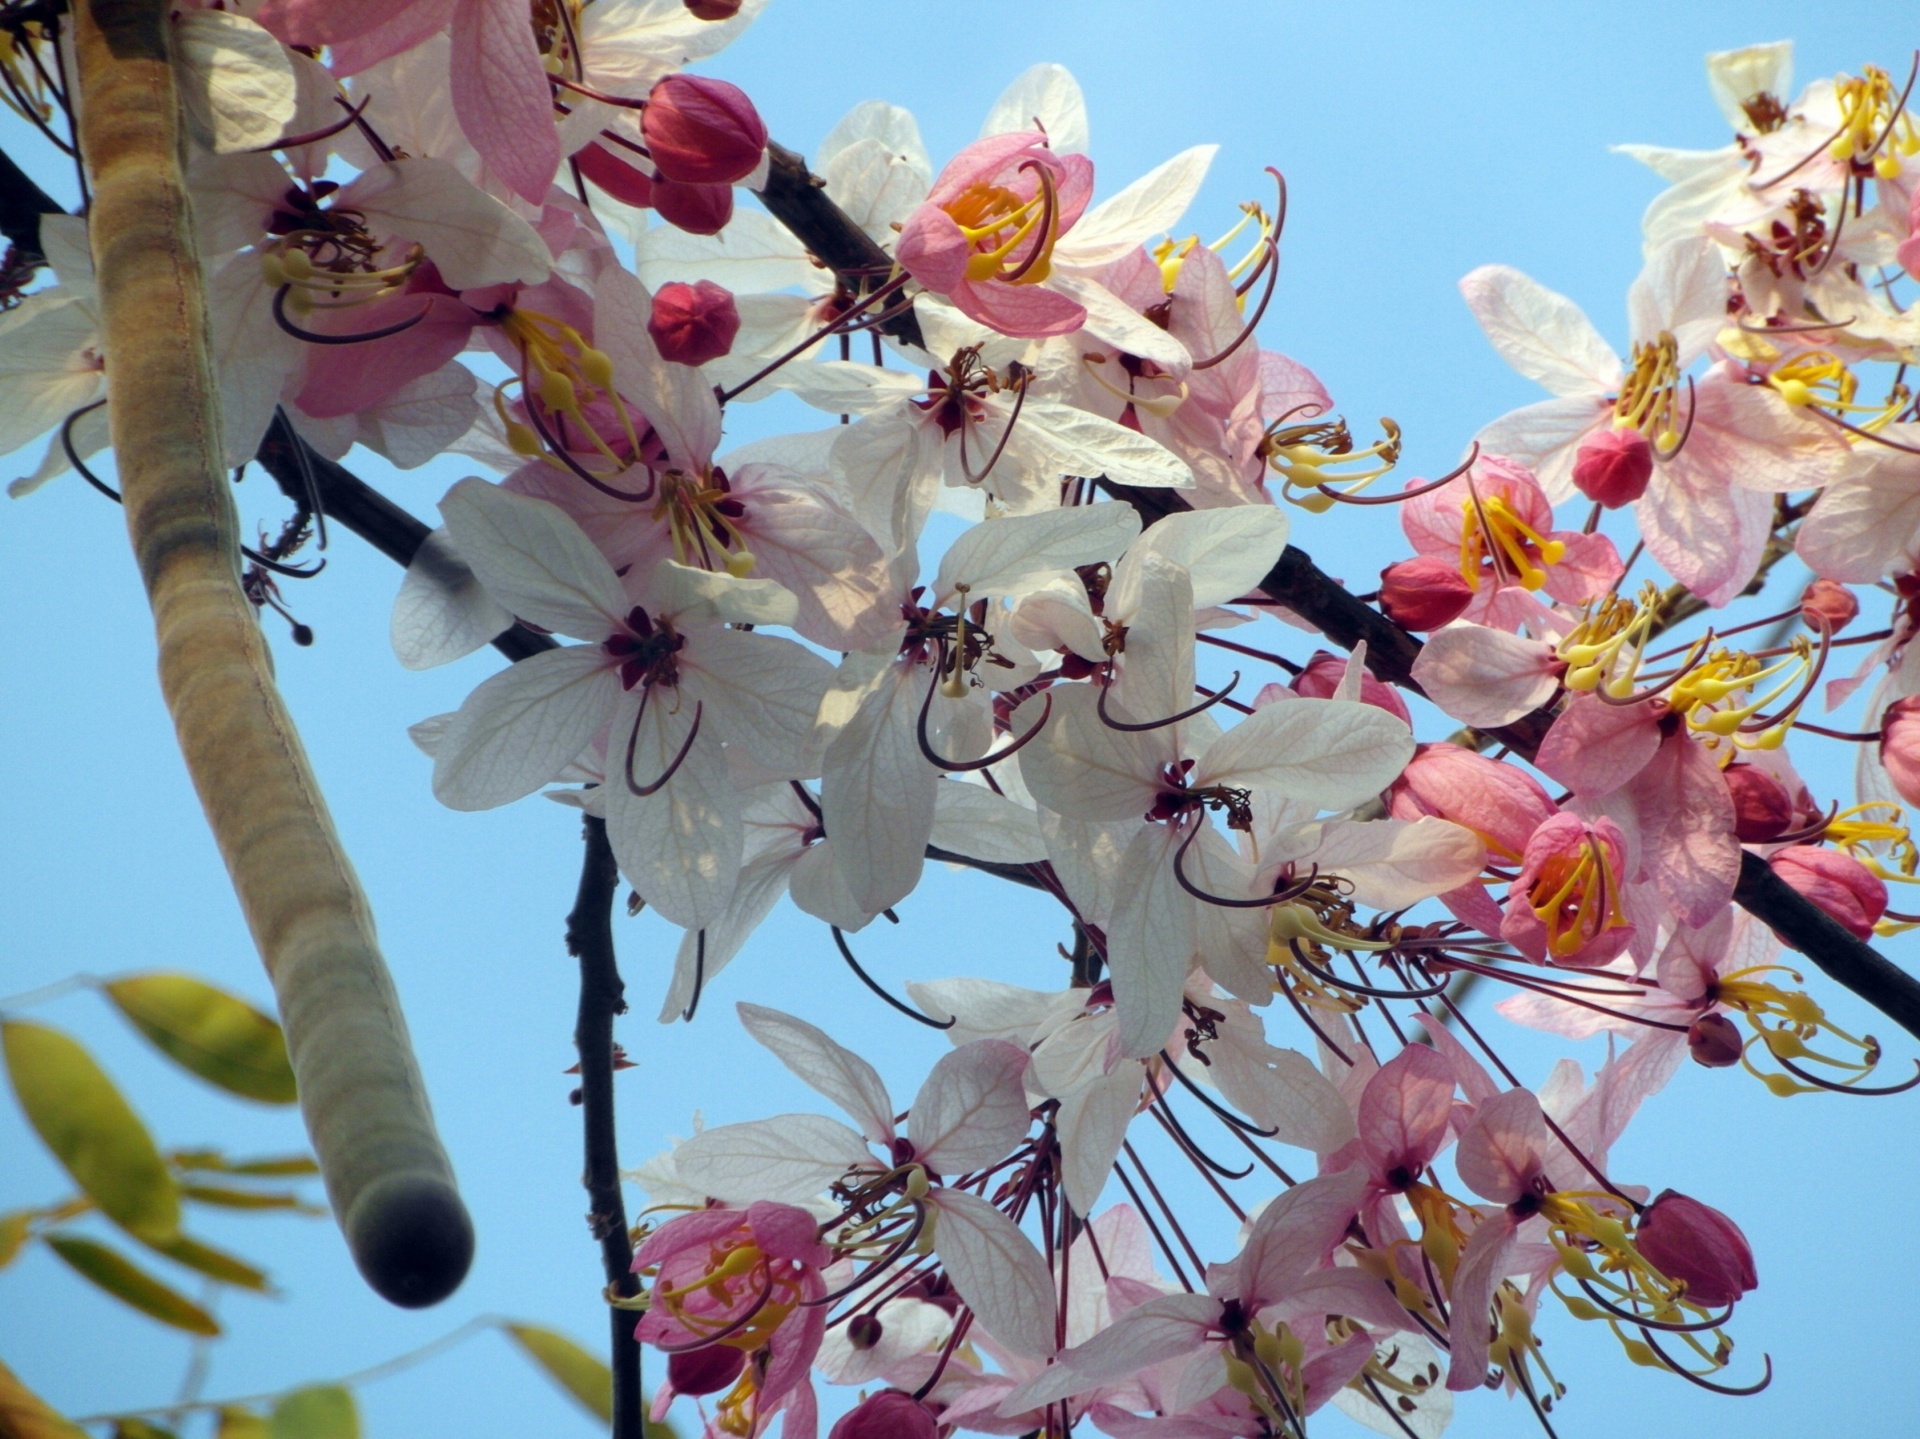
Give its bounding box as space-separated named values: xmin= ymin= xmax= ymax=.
xmin=72 ymin=0 xmax=469 ymax=1304
xmin=565 ymin=817 xmax=643 ymax=1439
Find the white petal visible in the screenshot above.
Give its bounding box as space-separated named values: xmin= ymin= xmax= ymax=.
xmin=1797 ymin=447 xmax=1920 ymax=582
xmin=909 ymin=1041 xmax=1033 ymax=1175
xmin=934 ymin=503 xmax=1142 ymax=605
xmin=1107 ymin=822 xmax=1195 ymax=1058
xmin=683 ymin=629 xmax=832 ymax=778
xmin=1409 ymin=625 xmax=1559 ymax=728
xmin=391 ymin=526 xmax=514 ymax=670
xmin=595 ymin=265 xmax=721 ymax=469
xmin=350 ymin=156 xmax=551 ymax=288
xmin=206 ymin=251 xmax=301 ymax=469
xmin=0 ymin=294 xmax=103 ymax=460
xmin=928 ymin=1188 xmax=1058 ymax=1360
xmin=175 ymin=11 xmax=297 ymax=154
xmin=1707 ymin=41 xmax=1794 ymax=132
xmin=438 ymin=477 xmax=628 ymax=639
xmin=1017 ymin=685 xmax=1165 ymax=823
xmin=1061 ymin=145 xmax=1218 ymax=267
xmin=432 ymin=646 xmax=618 ymax=809
xmin=635 ymin=207 xmax=818 ymax=293
xmin=1056 ymin=1062 xmax=1140 ymax=1215
xmin=646 ymin=559 xmax=800 ymax=628
xmin=348 ymin=362 xmax=482 ymax=469
xmin=1207 ymin=1038 xmax=1356 ymax=1155
xmin=1196 ymin=698 xmax=1413 ymax=809
xmin=659 ymin=843 xmax=800 ymax=1021
xmin=1115 ymin=505 xmax=1290 ymax=611
xmin=979 ymin=62 xmax=1088 ymax=153
xmin=1014 ymin=393 xmax=1196 ymax=489
xmin=929 ymin=782 xmax=1048 ymax=863
xmin=1459 ymin=264 xmax=1619 ymax=398
xmin=672 ymin=1113 xmax=872 ymax=1203
xmin=820 ymin=660 xmax=935 ymax=913
xmin=904 ymin=979 xmax=1076 ymax=1046
xmin=737 ymin=1004 xmax=896 ymax=1146
xmin=604 ymin=685 xmax=742 ymax=928
xmin=1301 ymin=816 xmax=1487 ymax=910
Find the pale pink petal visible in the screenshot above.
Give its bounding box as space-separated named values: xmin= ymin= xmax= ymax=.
xmin=449 ymin=0 xmax=561 ymax=203
xmin=1408 ymin=625 xmax=1559 ymax=728
xmin=1629 ymin=731 xmax=1740 ymax=927
xmin=1533 ymin=694 xmax=1664 ymax=800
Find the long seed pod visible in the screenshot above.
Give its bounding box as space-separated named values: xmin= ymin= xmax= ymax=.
xmin=72 ymin=0 xmax=472 ymax=1306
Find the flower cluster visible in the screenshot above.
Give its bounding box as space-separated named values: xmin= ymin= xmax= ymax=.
xmin=8 ymin=12 xmax=1920 ymax=1438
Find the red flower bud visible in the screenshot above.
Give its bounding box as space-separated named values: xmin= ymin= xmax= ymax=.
xmin=643 ymin=74 xmax=767 ymax=186
xmin=1686 ymin=1012 xmax=1744 ymax=1068
xmin=666 ymin=1343 xmax=746 ymax=1396
xmin=573 ymin=142 xmax=654 ymax=209
xmin=1378 ymin=556 xmax=1473 ymax=631
xmin=652 ymin=177 xmax=735 ymax=235
xmin=1633 ymin=1190 xmax=1758 ymax=1308
xmin=829 ymin=1392 xmax=938 ymax=1439
xmin=1293 ymin=650 xmax=1413 ymax=724
xmin=1722 ymin=763 xmax=1794 ymax=844
xmin=1799 ymin=577 xmax=1858 ymax=632
xmin=648 ymin=280 xmax=741 ymax=367
xmin=1880 ymin=695 xmax=1920 ymax=809
xmin=683 ymin=0 xmax=743 ymax=18
xmin=1769 ymin=844 xmax=1887 ymax=939
xmin=1571 ymin=427 xmax=1654 ymax=508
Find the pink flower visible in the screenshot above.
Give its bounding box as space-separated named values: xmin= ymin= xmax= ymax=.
xmin=829 ymin=1392 xmax=938 ymax=1439
xmin=1389 ymin=742 xmax=1556 ymax=933
xmin=1290 ymin=650 xmax=1412 ymax=724
xmin=1378 ymin=555 xmax=1474 ymax=631
xmin=1880 ymin=695 xmax=1920 ymax=808
xmin=1400 ymin=453 xmax=1623 ymax=628
xmin=1632 ymin=1190 xmax=1758 ymax=1308
xmin=642 ymin=74 xmax=767 ymax=185
xmin=895 ymin=131 xmax=1094 ymax=337
xmin=1570 ymin=426 xmax=1654 ymax=507
xmin=1769 ymin=844 xmax=1887 ymax=939
xmin=1499 ymin=812 xmax=1636 ymax=965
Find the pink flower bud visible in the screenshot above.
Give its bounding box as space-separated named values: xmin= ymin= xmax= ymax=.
xmin=829 ymin=1392 xmax=938 ymax=1439
xmin=1722 ymin=763 xmax=1794 ymax=844
xmin=684 ymin=0 xmax=743 ymax=18
xmin=1686 ymin=1013 xmax=1744 ymax=1068
xmin=1293 ymin=650 xmax=1413 ymax=724
xmin=1799 ymin=578 xmax=1858 ymax=632
xmin=1389 ymin=742 xmax=1556 ymax=862
xmin=1633 ymin=1190 xmax=1758 ymax=1308
xmin=573 ymin=142 xmax=654 ymax=209
xmin=1571 ymin=428 xmax=1654 ymax=508
xmin=1378 ymin=556 xmax=1473 ymax=631
xmin=648 ymin=280 xmax=741 ymax=367
xmin=652 ymin=177 xmax=735 ymax=235
xmin=666 ymin=1344 xmax=746 ymax=1396
xmin=1769 ymin=844 xmax=1887 ymax=939
xmin=643 ymin=74 xmax=767 ymax=186
xmin=1880 ymin=695 xmax=1920 ymax=809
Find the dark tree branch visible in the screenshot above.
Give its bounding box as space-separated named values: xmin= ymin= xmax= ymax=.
xmin=565 ymin=815 xmax=643 ymax=1439
xmin=757 ymin=141 xmax=923 ymax=349
xmin=0 ymin=140 xmax=62 ymax=260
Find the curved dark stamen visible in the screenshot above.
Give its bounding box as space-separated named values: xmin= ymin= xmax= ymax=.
xmin=1428 ymin=956 xmax=1690 ymax=1032
xmin=1652 ymin=375 xmax=1699 ymax=461
xmin=806 ymin=1211 xmax=928 ymax=1308
xmin=1291 ymin=947 xmax=1451 ymax=1000
xmin=914 ymin=664 xmax=1051 ymax=773
xmin=1771 ymin=1050 xmax=1920 ymax=1095
xmin=1862 ymin=53 xmax=1920 ymax=170
xmin=831 ymin=926 xmax=955 ymax=1029
xmin=716 ymin=273 xmax=911 ymax=403
xmin=1792 ymin=721 xmax=1880 ymax=742
xmin=1315 ymin=444 xmax=1481 ymax=505
xmin=1809 ymin=403 xmax=1920 ymax=454
xmin=1570 ymin=1273 xmax=1735 ymax=1333
xmin=516 ymin=376 xmax=658 ymax=501
xmin=60 ymin=399 xmax=117 ymax=502
xmin=1592 ymin=637 xmax=1712 ymax=707
xmin=958 ymin=369 xmax=1031 ymax=488
xmin=274 ymin=407 xmax=330 ymax=552
xmin=1149 ymin=1090 xmax=1253 ymax=1179
xmin=997 ymin=162 xmax=1059 ymax=285
xmin=1197 ymin=631 xmax=1301 ymax=673
xmin=1358 ymin=1372 xmax=1427 ymax=1439
xmin=549 ymin=73 xmax=650 ymax=109
xmin=271 ymin=283 xmax=431 ymax=345
xmin=1766 ymin=800 xmax=1842 ymax=845
xmin=1277 ymin=968 xmax=1352 ymax=1064
xmin=252 ymin=94 xmax=372 ymax=152
xmin=623 ymin=692 xmax=703 ymax=796
xmin=1735 ymin=313 xmax=1856 ymax=334
xmin=1637 ymin=1331 xmax=1772 ymax=1396
xmin=1192 ymin=235 xmax=1277 ymax=372
xmin=341 ymin=93 xmax=397 ymax=163
xmin=788 ymin=779 xmax=824 ymax=822
xmin=1097 ymin=669 xmax=1239 ymax=732
xmin=1171 ymin=823 xmax=1321 ymax=909
xmin=1156 ymin=1050 xmax=1280 ymax=1137
xmin=1510 ymin=1359 xmax=1563 ymax=1439
xmin=1739 ymin=619 xmax=1830 ymax=733
xmin=680 ymin=931 xmax=705 ymax=1023
xmin=241 ymin=545 xmax=326 ymax=579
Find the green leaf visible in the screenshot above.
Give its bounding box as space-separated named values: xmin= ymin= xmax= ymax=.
xmin=147 ymin=1232 xmax=270 ymax=1291
xmin=181 ymin=1184 xmax=318 ymax=1213
xmin=3 ymin=1020 xmax=179 ymax=1243
xmin=103 ymin=974 xmax=296 ymax=1104
xmin=215 ymin=1408 xmax=271 ymax=1439
xmin=503 ymin=1323 xmax=612 ymax=1423
xmin=43 ymin=1234 xmax=220 ymax=1335
xmin=268 ymin=1387 xmax=358 ymax=1439
xmin=0 ymin=1211 xmax=30 ymax=1269
xmin=0 ymin=1354 xmax=92 ymax=1439
xmin=172 ymin=1150 xmax=318 ymax=1177
xmin=113 ymin=1419 xmax=179 ymax=1439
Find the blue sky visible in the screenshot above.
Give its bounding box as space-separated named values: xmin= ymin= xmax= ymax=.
xmin=4 ymin=3 xmax=1918 ymax=1436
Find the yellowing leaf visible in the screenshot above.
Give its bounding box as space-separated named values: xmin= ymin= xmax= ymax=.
xmin=173 ymin=1151 xmax=318 ymax=1177
xmin=3 ymin=1021 xmax=179 ymax=1242
xmin=43 ymin=1234 xmax=220 ymax=1335
xmin=268 ymin=1387 xmax=359 ymax=1439
xmin=182 ymin=1184 xmax=319 ymax=1214
xmin=216 ymin=1408 xmax=271 ymax=1439
xmin=113 ymin=1420 xmax=179 ymax=1439
xmin=0 ymin=1355 xmax=91 ymax=1439
xmin=503 ymin=1323 xmax=612 ymax=1423
xmin=148 ymin=1233 xmax=271 ymax=1291
xmin=104 ymin=975 xmax=296 ymax=1104
xmin=0 ymin=1211 xmax=30 ymax=1269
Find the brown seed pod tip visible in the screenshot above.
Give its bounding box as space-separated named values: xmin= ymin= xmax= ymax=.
xmin=343 ymin=1172 xmax=475 ymax=1308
